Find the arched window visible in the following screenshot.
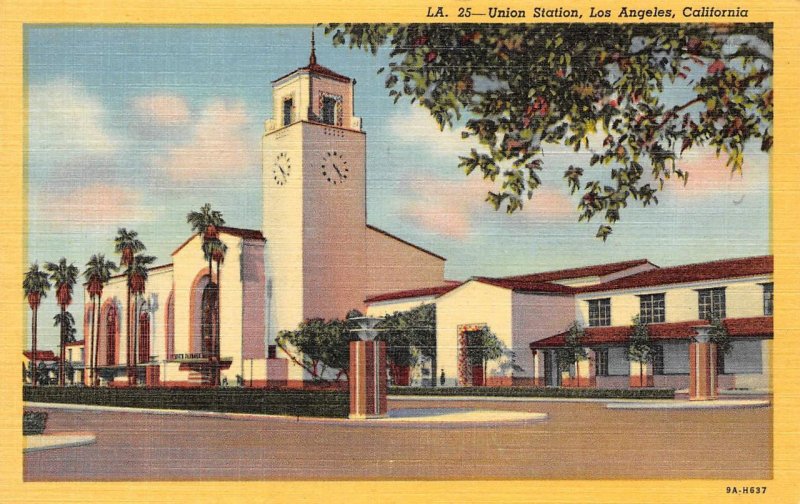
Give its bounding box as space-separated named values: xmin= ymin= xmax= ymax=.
xmin=201 ymin=283 xmax=218 ymax=357
xmin=138 ymin=312 xmax=151 ymax=363
xmin=105 ymin=306 xmax=117 ymax=365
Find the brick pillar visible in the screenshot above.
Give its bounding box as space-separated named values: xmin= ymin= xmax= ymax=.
xmin=689 ymin=329 xmax=717 ymax=401
xmin=629 ymin=360 xmax=654 ymax=387
xmin=349 ymin=340 xmax=388 ymax=419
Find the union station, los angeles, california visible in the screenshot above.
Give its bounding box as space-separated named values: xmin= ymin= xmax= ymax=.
xmin=51 ymin=50 xmax=772 ymax=393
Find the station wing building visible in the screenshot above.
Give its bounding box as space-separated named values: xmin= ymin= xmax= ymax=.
xmin=366 ymin=256 xmax=773 ymax=392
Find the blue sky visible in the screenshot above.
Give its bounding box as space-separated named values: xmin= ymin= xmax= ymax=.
xmin=25 ymin=26 xmax=770 ymax=350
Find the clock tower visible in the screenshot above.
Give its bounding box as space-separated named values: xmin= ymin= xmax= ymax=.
xmin=262 ymin=35 xmax=367 ymax=348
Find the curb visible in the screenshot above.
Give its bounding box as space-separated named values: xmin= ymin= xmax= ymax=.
xmin=388 ymin=395 xmax=654 ymax=404
xmin=24 ymin=402 xmax=548 ymax=428
xmin=24 ymin=433 xmax=96 ymax=453
xmin=606 ymin=399 xmax=771 ymax=410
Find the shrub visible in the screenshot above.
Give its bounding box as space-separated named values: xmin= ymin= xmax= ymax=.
xmin=23 ymin=411 xmax=48 ymax=435
xmin=388 ymin=386 xmax=675 ymax=400
xmin=23 ymin=387 xmax=349 ymax=418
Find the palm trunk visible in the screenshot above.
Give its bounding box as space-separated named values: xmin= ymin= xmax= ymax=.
xmin=639 ymin=361 xmax=644 ymax=387
xmin=59 ymin=305 xmax=66 ymax=386
xmin=93 ymin=296 xmax=100 ymax=386
xmin=133 ymin=294 xmax=139 ymax=385
xmin=89 ymin=297 xmax=96 ymax=386
xmin=576 ymin=360 xmax=580 ymax=388
xmin=215 ymin=261 xmax=221 ymax=387
xmin=126 ymin=287 xmax=132 ymax=385
xmin=31 ymin=306 xmax=38 ymax=387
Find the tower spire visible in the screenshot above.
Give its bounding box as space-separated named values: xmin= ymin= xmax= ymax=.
xmin=309 ymin=29 xmax=317 ymax=66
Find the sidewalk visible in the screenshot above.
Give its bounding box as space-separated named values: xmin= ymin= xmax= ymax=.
xmin=24 ymin=433 xmax=96 ymax=453
xmin=606 ymin=399 xmax=771 ymax=410
xmin=24 ymin=401 xmax=547 ymax=428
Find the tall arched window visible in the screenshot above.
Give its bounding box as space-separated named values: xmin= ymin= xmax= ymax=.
xmin=201 ymin=283 xmax=218 ymax=357
xmin=165 ymin=292 xmax=175 ymax=359
xmin=138 ymin=312 xmax=151 ymax=363
xmin=105 ymin=306 xmax=117 ymax=365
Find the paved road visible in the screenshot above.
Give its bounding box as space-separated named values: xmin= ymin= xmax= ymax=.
xmin=24 ymin=399 xmax=771 ymax=480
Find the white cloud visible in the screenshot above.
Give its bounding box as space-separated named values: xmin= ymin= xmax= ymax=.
xmin=33 ymin=183 xmax=156 ymax=231
xmin=132 ymin=94 xmax=190 ymax=126
xmin=158 ymin=99 xmax=259 ymax=181
xmin=28 ymin=79 xmax=119 ymax=156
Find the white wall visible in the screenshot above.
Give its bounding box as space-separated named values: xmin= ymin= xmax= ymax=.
xmin=435 ymin=281 xmax=512 ymax=386
xmin=510 ymin=292 xmax=575 ymax=379
xmin=576 ymin=275 xmax=773 ymax=327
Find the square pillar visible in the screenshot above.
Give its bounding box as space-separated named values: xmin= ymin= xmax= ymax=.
xmin=690 ymin=327 xmax=718 ymax=400
xmin=629 ymin=360 xmax=654 ymax=387
xmin=532 ymin=350 xmax=545 ymax=386
xmin=349 ymin=340 xmax=388 ymax=419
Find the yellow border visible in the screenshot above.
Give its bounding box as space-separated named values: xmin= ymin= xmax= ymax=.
xmin=2 ymin=1 xmax=798 ymax=502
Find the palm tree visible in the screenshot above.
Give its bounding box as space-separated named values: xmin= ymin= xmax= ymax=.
xmin=23 ymin=263 xmax=51 ymax=387
xmin=204 ymin=238 xmax=227 ymax=386
xmin=53 ymin=312 xmax=77 ymax=384
xmin=114 ymin=229 xmax=145 ymax=385
xmin=128 ymin=253 xmax=156 ymax=384
xmin=45 ymin=258 xmax=79 ymax=386
xmin=187 ymin=204 xmax=226 ymax=386
xmin=83 ymin=254 xmax=118 ymax=386
xmin=187 ymin=203 xmax=226 ymax=280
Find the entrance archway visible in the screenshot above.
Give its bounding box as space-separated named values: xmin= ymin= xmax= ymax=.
xmin=138 ymin=311 xmax=151 ymax=363
xmin=98 ymin=303 xmax=119 ymax=366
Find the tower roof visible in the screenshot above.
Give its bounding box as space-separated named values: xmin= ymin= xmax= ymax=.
xmin=271 ymin=30 xmax=352 ymax=84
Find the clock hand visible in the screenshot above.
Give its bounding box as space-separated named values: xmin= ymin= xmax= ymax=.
xmin=279 ymin=166 xmax=286 ymax=176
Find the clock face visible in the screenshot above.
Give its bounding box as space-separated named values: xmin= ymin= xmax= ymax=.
xmin=320 ymin=151 xmax=349 ymax=185
xmin=272 ymin=152 xmax=291 ymax=186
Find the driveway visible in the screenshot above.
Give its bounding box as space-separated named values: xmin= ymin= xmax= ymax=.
xmin=24 ymin=398 xmax=771 ymax=480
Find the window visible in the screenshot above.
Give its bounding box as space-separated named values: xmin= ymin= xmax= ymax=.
xmin=268 ymin=345 xmax=277 ymax=359
xmin=282 ymin=98 xmax=293 ymax=126
xmin=639 ymin=293 xmax=666 ymax=324
xmin=762 ymin=283 xmax=773 ymax=316
xmin=698 ymin=288 xmax=726 ymax=320
xmin=588 ymin=298 xmax=611 ymax=327
xmin=652 ymin=345 xmax=664 ymax=375
xmin=321 ymin=96 xmax=337 ymax=125
xmin=595 ymin=348 xmax=609 ymax=377
xmin=718 ymin=340 xmax=763 ymax=374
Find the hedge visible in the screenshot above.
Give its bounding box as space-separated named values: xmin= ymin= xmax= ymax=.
xmin=23 ymin=411 xmax=48 ymax=435
xmin=23 ymin=386 xmax=349 ymax=418
xmin=388 ymin=386 xmax=675 ymax=400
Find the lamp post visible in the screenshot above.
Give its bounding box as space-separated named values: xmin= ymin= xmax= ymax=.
xmin=348 ymin=316 xmax=388 ymax=419
xmin=690 ymin=325 xmax=717 ymax=401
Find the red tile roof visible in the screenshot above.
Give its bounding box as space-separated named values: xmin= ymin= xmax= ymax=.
xmin=23 ymin=350 xmax=58 ymax=361
xmin=473 ymin=277 xmax=576 ymax=294
xmin=501 ymin=259 xmax=654 ymax=283
xmin=365 ymin=283 xmax=462 ymax=303
xmin=172 ymin=226 xmax=265 ymax=256
xmin=272 ymin=63 xmax=352 ymax=84
xmin=531 ymin=316 xmax=773 ymax=348
xmin=577 ymin=255 xmax=773 ymax=293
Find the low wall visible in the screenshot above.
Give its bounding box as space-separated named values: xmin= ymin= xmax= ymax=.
xmin=23 ymin=386 xmax=349 ymax=418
